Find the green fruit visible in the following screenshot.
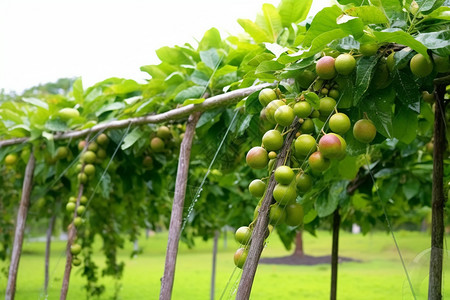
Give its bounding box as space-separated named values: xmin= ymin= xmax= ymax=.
xmin=300 ymin=118 xmax=315 ymax=134
xmin=76 ymin=205 xmax=86 ymax=215
xmin=359 ymin=43 xmax=378 ymax=56
xmin=150 ymin=137 xmax=165 ymax=152
xmin=329 ymin=113 xmax=351 ymax=134
xmin=265 ymin=100 xmax=286 ymax=123
xmin=319 ymin=97 xmax=336 ymax=117
xmin=5 ymin=153 xmax=18 ymax=165
xmin=96 ymin=148 xmax=107 ymax=159
xmin=157 ymin=126 xmax=172 ymax=139
xmin=297 ymin=70 xmax=316 ymax=89
xmin=69 ymin=196 xmax=77 ymax=203
xmin=55 ymin=146 xmax=69 ymax=160
xmin=80 ymin=196 xmax=88 ymax=205
xmin=353 ymin=119 xmax=377 ymax=143
xmin=274 ymin=166 xmax=295 ymax=185
xmin=410 ymin=53 xmax=433 ymax=78
xmin=308 ymin=151 xmax=330 ymax=172
xmin=77 ymin=173 xmax=88 ymax=184
xmin=268 ymin=151 xmax=277 ymax=159
xmin=78 ymin=140 xmax=87 ymax=151
xmin=328 ymin=89 xmax=339 ymax=99
xmin=296 ymin=173 xmax=312 ymax=193
xmin=259 ymin=88 xmax=277 ymax=106
xmin=422 ymin=91 xmax=435 ymax=104
xmin=143 ymin=156 xmax=154 ymax=169
xmin=246 ymin=147 xmax=268 ymax=169
xmin=274 ymin=105 xmax=295 ymax=126
xmin=294 ymin=101 xmax=312 ymax=118
xmin=269 ymin=205 xmax=286 ymax=224
xmin=386 ymin=52 xmax=395 ymax=72
xmin=285 ymin=203 xmax=304 ymax=227
xmin=66 ymin=202 xmax=76 ymax=213
xmin=268 ymin=158 xmax=276 ymax=172
xmin=319 ymin=134 xmax=342 ymax=159
xmin=329 ymin=133 xmax=347 ymax=160
xmin=262 ymin=130 xmax=283 ymax=151
xmin=249 ymin=179 xmax=266 ymax=197
xmin=70 ymin=243 xmax=82 ymax=255
xmin=58 ymin=108 xmax=80 ymax=121
xmin=96 ymin=133 xmax=109 ymax=145
xmin=74 ymin=217 xmax=83 ymax=227
xmin=335 ymin=53 xmax=356 ymax=75
xmin=234 ymin=248 xmax=248 ymax=269
xmin=235 ymin=226 xmax=252 ymax=245
xmin=84 ymin=164 xmax=95 ymax=176
xmin=273 ymin=183 xmax=297 ymax=205
xmin=72 ymin=257 xmax=82 ymax=266
xmin=316 ymin=56 xmax=337 ymax=79
xmin=87 ymin=142 xmax=98 ymax=152
xmin=321 ymin=88 xmax=329 ymax=95
xmin=295 ymin=134 xmax=317 ymax=157
xmin=82 ymin=151 xmax=97 ymax=164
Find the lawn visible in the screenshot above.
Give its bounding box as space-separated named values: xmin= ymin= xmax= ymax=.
xmin=1 ymin=230 xmax=449 ymax=299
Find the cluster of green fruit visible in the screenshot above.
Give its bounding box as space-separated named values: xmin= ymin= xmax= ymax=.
xmin=74 ymin=133 xmax=109 ymax=184
xmin=143 ymin=125 xmax=183 ymax=169
xmin=233 ymin=52 xmax=383 ymax=268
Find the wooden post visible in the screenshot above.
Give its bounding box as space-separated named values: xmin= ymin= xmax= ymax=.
xmin=236 ymin=119 xmax=301 ymax=300
xmin=159 ymin=112 xmax=202 ymax=300
xmin=428 ymin=75 xmax=449 ymax=300
xmin=330 ymin=208 xmax=341 ymax=300
xmin=44 ymin=214 xmax=57 ymax=296
xmin=5 ymin=151 xmax=36 ymax=300
xmin=210 ymin=230 xmax=219 ymax=300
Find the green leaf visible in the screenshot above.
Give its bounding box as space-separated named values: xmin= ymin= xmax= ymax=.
xmin=174 ymin=86 xmax=204 ymax=104
xmin=44 ymin=119 xmax=68 ymax=132
xmin=338 ymin=155 xmax=361 ymax=179
xmin=415 ymin=0 xmax=446 ymax=13
xmin=247 ymin=53 xmax=276 ymax=67
xmin=277 ymin=0 xmax=313 ymax=27
xmin=392 ymin=69 xmax=420 ymax=112
xmin=182 ymin=98 xmax=206 ymax=106
xmin=373 ymin=29 xmax=429 ymax=57
xmin=121 ymin=127 xmax=144 ymax=150
xmin=200 ymin=48 xmax=221 ymax=69
xmin=354 ymin=56 xmax=379 ymax=105
xmin=300 ymin=29 xmax=348 ymax=58
xmin=403 ymin=178 xmax=420 ymax=200
xmin=237 ymin=19 xmax=272 ymax=43
xmin=256 ymin=4 xmax=283 ymax=43
xmin=95 ymin=102 xmax=125 ymax=117
xmin=107 ymin=79 xmax=140 ymax=94
xmin=361 ymin=87 xmax=396 ymax=138
xmin=415 ymin=30 xmax=450 ymax=56
xmin=425 ymin=6 xmax=450 ymax=20
xmin=191 ymin=70 xmax=210 ymax=86
xmin=264 ymin=43 xmax=289 ymax=59
xmin=345 ymin=6 xmax=389 ymax=24
xmin=302 ymin=6 xmax=343 ymax=47
xmin=156 ymin=46 xmax=192 ymax=65
xmin=335 ymin=75 xmax=354 ymax=109
xmin=393 ymin=105 xmax=418 ymax=144
xmin=245 ymin=91 xmax=262 ymax=115
xmin=22 ymin=97 xmax=48 ymax=110
xmin=378 ymin=176 xmax=399 ymax=202
xmin=337 ymin=15 xmax=364 ymax=39
xmin=73 ymin=77 xmax=84 ymax=103
xmin=304 ymin=92 xmax=320 ymax=110
xmin=198 ymin=28 xmax=222 ymax=51
xmin=255 ymin=60 xmax=284 ymax=74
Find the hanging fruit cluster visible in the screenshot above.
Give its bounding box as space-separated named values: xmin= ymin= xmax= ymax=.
xmin=233 ymin=51 xmax=380 ymax=269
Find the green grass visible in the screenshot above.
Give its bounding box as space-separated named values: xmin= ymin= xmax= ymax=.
xmin=1 ymin=230 xmax=449 ymax=299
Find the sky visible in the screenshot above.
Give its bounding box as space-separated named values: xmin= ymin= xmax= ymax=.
xmin=0 ymin=0 xmax=330 ymax=93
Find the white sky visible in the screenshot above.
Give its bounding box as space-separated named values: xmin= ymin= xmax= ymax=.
xmin=0 ymin=0 xmax=329 ymax=93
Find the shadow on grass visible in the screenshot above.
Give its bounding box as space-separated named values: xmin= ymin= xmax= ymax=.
xmin=260 ymin=254 xmax=360 ymax=265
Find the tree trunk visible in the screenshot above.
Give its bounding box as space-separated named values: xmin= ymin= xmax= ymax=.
xmin=236 ymin=119 xmax=301 ymax=300
xmin=293 ymin=231 xmax=304 ymax=257
xmin=210 ymin=230 xmax=219 ymax=300
xmin=59 ymin=179 xmax=85 ymax=300
xmin=44 ymin=214 xmax=57 ymax=296
xmin=223 ymin=227 xmax=227 ymax=250
xmin=428 ymin=75 xmax=449 ymax=300
xmin=159 ymin=112 xmax=202 ymax=300
xmin=5 ymin=151 xmax=36 ymax=300
xmin=330 ymin=209 xmax=341 ymax=300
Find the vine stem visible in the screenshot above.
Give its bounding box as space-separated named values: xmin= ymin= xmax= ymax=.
xmin=159 ymin=111 xmax=202 ymax=300
xmin=0 ymin=83 xmax=275 ymax=148
xmin=235 ymin=117 xmax=301 ymax=300
xmin=5 ymin=150 xmax=36 ymax=300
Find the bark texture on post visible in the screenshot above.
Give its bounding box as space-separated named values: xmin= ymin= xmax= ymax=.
xmin=210 ymin=230 xmax=219 ymax=300
xmin=236 ymin=119 xmax=301 ymax=300
xmin=44 ymin=214 xmax=57 ymax=296
xmin=159 ymin=112 xmax=202 ymax=300
xmin=428 ymin=76 xmax=449 ymax=300
xmin=5 ymin=151 xmax=36 ymax=300
xmin=330 ymin=209 xmax=341 ymax=300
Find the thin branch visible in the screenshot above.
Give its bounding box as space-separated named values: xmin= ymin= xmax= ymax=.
xmin=0 ymin=83 xmax=275 ymax=148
